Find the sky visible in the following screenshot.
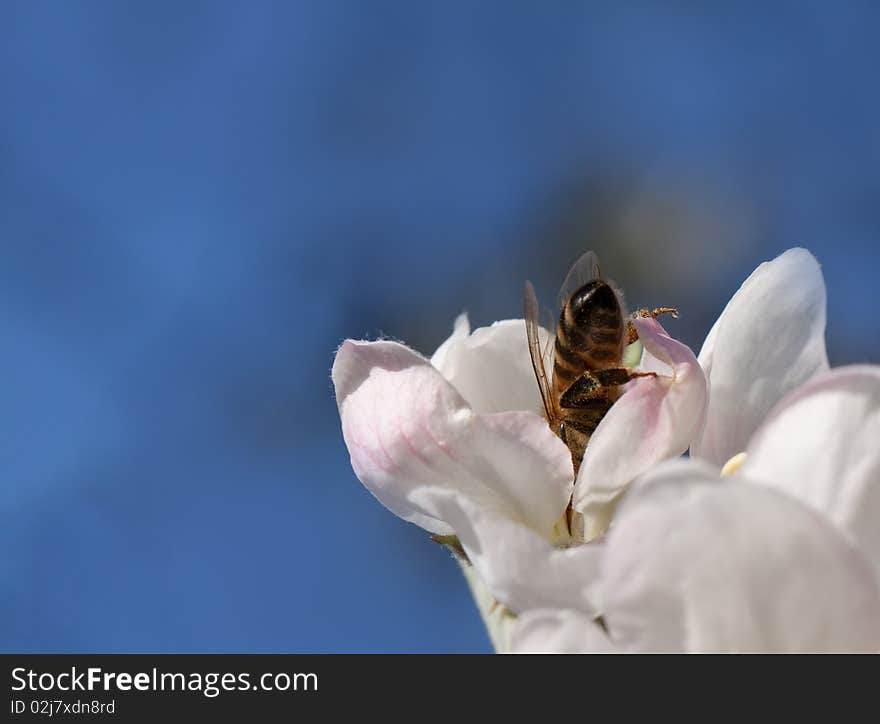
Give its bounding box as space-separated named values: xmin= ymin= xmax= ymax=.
xmin=2 ymin=2 xmax=879 ymax=652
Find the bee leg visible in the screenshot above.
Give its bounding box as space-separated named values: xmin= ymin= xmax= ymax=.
xmin=561 ymin=367 xmax=659 ymax=409
xmin=559 ymin=372 xmax=599 ymax=409
xmin=626 ymin=306 xmax=679 ymax=344
xmin=628 ymin=370 xmax=659 ymax=379
xmin=638 ymin=306 xmax=680 ymax=319
xmin=559 ymin=368 xmax=632 ymax=408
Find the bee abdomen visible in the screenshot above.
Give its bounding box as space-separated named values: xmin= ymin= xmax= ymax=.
xmin=555 ymin=280 xmax=624 ymax=375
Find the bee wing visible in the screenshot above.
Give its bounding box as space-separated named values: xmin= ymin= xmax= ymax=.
xmin=524 ymin=280 xmax=557 ymax=422
xmin=542 ymin=307 xmax=556 ymax=362
xmin=556 ymin=251 xmax=602 ymax=312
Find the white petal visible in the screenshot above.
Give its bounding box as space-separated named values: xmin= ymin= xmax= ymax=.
xmin=431 ymin=318 xmax=548 ymax=415
xmin=572 ymin=318 xmax=707 ymax=533
xmin=510 ymin=609 xmax=617 ymax=653
xmin=693 ymin=248 xmax=829 ymax=465
xmin=601 ymin=460 xmax=880 ymax=653
xmin=413 ymin=489 xmax=602 ymax=614
xmin=743 ymin=365 xmax=880 ymax=580
xmin=429 ymin=312 xmax=470 ymax=371
xmin=332 ymin=339 xmax=573 ymax=536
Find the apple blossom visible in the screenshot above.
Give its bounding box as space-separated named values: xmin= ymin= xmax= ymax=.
xmin=333 ymin=245 xmax=869 ymax=653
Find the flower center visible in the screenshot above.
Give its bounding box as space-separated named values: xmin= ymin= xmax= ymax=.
xmin=721 ymin=451 xmax=747 ymax=476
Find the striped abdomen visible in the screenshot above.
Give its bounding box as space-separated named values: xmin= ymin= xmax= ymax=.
xmin=552 ymin=280 xmax=625 ymax=398
xmin=552 ymin=280 xmax=626 ymax=474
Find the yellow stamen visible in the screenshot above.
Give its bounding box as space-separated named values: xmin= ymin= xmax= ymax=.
xmin=721 ymin=452 xmax=747 ymax=476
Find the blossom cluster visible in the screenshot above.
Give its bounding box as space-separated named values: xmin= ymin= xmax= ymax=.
xmin=332 ymin=249 xmax=880 ymax=652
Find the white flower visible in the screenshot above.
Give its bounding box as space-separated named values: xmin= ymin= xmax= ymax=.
xmin=333 ymin=244 xmax=872 ymax=653
xmin=332 ymin=290 xmax=707 ymax=649
xmin=511 ymin=366 xmax=880 ymax=653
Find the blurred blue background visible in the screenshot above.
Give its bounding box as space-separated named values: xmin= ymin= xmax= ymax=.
xmin=2 ymin=2 xmax=879 ymax=652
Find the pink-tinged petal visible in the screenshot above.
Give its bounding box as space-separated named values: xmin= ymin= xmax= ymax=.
xmin=601 ymin=460 xmax=880 ymax=653
xmin=572 ymin=318 xmax=707 ymax=528
xmin=693 ymin=248 xmax=829 ymax=465
xmin=332 ymin=339 xmax=573 ymax=537
xmin=743 ymin=365 xmax=880 ymax=580
xmin=510 ymin=609 xmax=617 ymax=654
xmin=432 ymin=318 xmax=548 ymax=415
xmin=413 ymin=489 xmax=602 ymax=614
xmin=636 ymin=342 xmax=672 ymax=376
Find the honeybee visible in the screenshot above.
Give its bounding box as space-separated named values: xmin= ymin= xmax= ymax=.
xmin=525 ymin=252 xmax=676 ymax=476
